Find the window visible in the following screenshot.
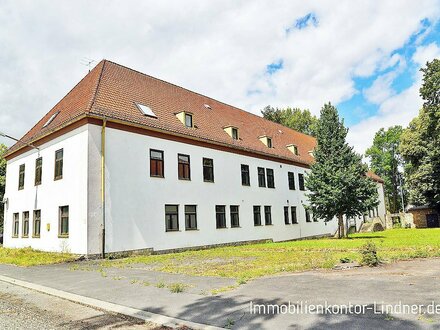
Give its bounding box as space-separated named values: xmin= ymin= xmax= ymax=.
xmin=266 ymin=169 xmax=275 ymax=188
xmin=43 ymin=111 xmax=59 ymax=128
xmin=291 ymin=207 xmax=298 ymax=224
xmin=12 ymin=213 xmax=19 ymax=237
xmin=22 ymin=211 xmax=29 ymax=237
xmin=203 ymin=158 xmax=214 ymax=182
xmin=136 ymin=103 xmax=157 ymax=118
xmin=230 ymin=205 xmax=240 ymax=228
xmin=18 ymin=164 xmax=25 ymax=190
xmin=253 ymin=206 xmax=261 ymax=226
xmin=298 ymin=173 xmax=305 ymax=191
xmin=267 ymin=138 xmax=273 ymax=148
xmin=305 ymin=209 xmax=311 ymax=222
xmin=264 ymin=206 xmax=272 ymax=225
xmin=35 ymin=157 xmax=42 ymax=185
xmin=232 ymin=128 xmax=239 ymax=140
xmin=59 ymin=206 xmax=69 ymax=237
xmin=216 ymin=205 xmax=226 ymax=229
xmin=33 ymin=210 xmax=41 ymax=238
xmin=150 ymin=149 xmax=164 ymax=177
xmin=185 ymin=113 xmax=193 ymax=128
xmin=258 ymin=167 xmax=266 ymax=187
xmin=185 ymin=205 xmax=197 ymax=230
xmin=178 ymin=154 xmax=191 ymax=180
xmin=288 ymin=172 xmax=295 ymax=190
xmin=165 ymin=205 xmax=179 ymax=231
xmin=54 ymin=149 xmax=63 ymax=180
xmin=284 ymin=206 xmax=290 ymax=224
xmin=241 ymin=164 xmax=250 ymax=186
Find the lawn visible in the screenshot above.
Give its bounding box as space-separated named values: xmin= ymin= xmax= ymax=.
xmin=103 ymin=229 xmax=440 ymax=279
xmin=0 ymin=247 xmax=75 ymax=266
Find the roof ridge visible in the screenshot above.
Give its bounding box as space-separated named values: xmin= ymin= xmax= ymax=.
xmin=103 ymin=60 xmax=315 ymax=141
xmin=87 ymin=59 xmax=107 ymax=113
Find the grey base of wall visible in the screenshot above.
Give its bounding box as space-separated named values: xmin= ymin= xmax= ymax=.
xmin=81 ymin=239 xmax=273 ymax=259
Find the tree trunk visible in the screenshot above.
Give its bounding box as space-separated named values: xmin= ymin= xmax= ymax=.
xmin=337 ymin=214 xmax=345 ymax=239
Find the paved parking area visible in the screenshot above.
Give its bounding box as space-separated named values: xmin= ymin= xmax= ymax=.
xmin=1 ymin=258 xmax=440 ymax=329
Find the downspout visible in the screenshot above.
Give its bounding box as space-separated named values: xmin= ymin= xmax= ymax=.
xmin=101 ymin=117 xmax=106 ymax=259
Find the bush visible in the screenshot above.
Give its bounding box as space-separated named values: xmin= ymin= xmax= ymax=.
xmin=359 ymin=241 xmax=380 ymax=266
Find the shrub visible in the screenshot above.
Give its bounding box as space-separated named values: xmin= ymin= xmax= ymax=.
xmin=359 ymin=241 xmax=380 ymax=266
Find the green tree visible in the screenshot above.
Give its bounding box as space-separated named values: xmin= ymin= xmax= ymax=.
xmin=0 ymin=144 xmax=6 ymax=233
xmin=306 ymin=103 xmax=379 ymax=238
xmin=261 ymin=106 xmax=318 ymax=136
xmin=365 ymin=126 xmax=405 ymax=213
xmin=400 ymin=59 xmax=440 ymax=209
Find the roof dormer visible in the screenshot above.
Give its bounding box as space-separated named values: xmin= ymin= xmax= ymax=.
xmin=259 ymin=135 xmax=273 ymax=148
xmin=224 ymin=126 xmax=239 ymax=140
xmin=286 ymin=144 xmax=299 ymax=155
xmin=176 ymin=111 xmax=194 ymax=128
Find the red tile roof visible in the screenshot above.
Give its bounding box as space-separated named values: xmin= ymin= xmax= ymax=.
xmin=7 ymin=59 xmax=383 ymax=183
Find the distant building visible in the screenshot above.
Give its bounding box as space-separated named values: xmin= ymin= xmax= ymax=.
xmin=407 ymin=206 xmax=439 ymax=228
xmin=3 ymin=60 xmax=386 ymax=255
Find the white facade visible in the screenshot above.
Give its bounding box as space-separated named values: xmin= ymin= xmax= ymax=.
xmin=3 ymin=123 xmax=386 ymax=255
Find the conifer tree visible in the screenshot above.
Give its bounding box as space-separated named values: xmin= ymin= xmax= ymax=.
xmin=306 ymin=103 xmax=379 ymax=238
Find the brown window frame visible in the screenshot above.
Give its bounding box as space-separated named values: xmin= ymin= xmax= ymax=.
xmin=59 ymin=205 xmax=69 ymax=237
xmin=12 ymin=213 xmax=19 ymax=237
xmin=165 ymin=204 xmax=179 ymax=232
xmin=257 ymin=167 xmax=266 ymax=187
xmin=33 ymin=210 xmax=41 ymax=238
xmin=22 ymin=211 xmax=29 ymax=237
xmin=18 ymin=164 xmax=25 ymax=190
xmin=241 ymin=164 xmax=250 ymax=186
xmin=253 ymin=206 xmax=262 ymax=226
xmin=178 ymin=154 xmax=191 ymax=180
xmin=266 ymin=168 xmax=275 ymax=188
xmin=35 ymin=157 xmax=43 ymax=186
xmin=215 ymin=205 xmax=227 ymax=229
xmin=203 ymin=158 xmax=214 ymax=182
xmin=264 ymin=206 xmax=272 ymax=225
xmin=291 ymin=206 xmax=298 ymax=224
xmin=298 ymin=173 xmax=305 ymax=191
xmin=54 ymin=149 xmax=63 ymax=180
xmin=185 ymin=205 xmax=197 ymax=230
xmin=288 ymin=172 xmax=295 ymax=190
xmin=150 ymin=149 xmax=164 ymax=178
xmin=284 ymin=206 xmax=290 ymax=225
xmin=230 ymin=205 xmax=240 ymax=228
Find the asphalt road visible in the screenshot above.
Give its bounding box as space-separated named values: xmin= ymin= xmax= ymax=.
xmin=0 ymin=281 xmax=168 ymax=330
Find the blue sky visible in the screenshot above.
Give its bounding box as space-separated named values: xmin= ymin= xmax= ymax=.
xmin=338 ymin=19 xmax=440 ymax=126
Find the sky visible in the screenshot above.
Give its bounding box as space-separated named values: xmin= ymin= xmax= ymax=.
xmin=0 ymin=0 xmax=439 ymax=154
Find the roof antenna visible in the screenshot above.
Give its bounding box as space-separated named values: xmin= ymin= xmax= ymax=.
xmin=80 ymin=57 xmax=96 ymax=73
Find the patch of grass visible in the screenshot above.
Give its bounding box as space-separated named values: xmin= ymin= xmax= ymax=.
xmin=112 ymin=276 xmax=123 ymax=280
xmin=155 ymin=281 xmax=166 ymax=288
xmin=141 ymin=280 xmax=150 ymax=286
xmin=167 ymin=282 xmax=187 ymax=293
xmin=0 ymin=247 xmax=75 ymax=267
xmin=104 ymin=229 xmax=440 ymax=279
xmin=211 ymin=285 xmax=238 ymax=295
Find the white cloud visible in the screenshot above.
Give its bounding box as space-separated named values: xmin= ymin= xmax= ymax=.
xmin=347 ymin=42 xmax=440 ymax=154
xmin=0 ymin=0 xmax=439 ymax=149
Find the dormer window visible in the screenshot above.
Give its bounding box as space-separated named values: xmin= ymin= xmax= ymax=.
xmin=267 ymin=138 xmax=273 ymax=148
xmin=232 ymin=128 xmax=239 ymax=140
xmin=259 ymin=135 xmax=273 ymax=148
xmin=175 ymin=111 xmax=194 ymax=128
xmin=287 ymin=144 xmax=299 ymax=155
xmin=224 ymin=126 xmax=239 ymax=140
xmin=185 ymin=113 xmax=193 ymax=128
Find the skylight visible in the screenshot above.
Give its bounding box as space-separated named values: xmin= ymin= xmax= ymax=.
xmin=136 ymin=103 xmax=157 ymax=118
xmin=204 ymin=104 xmax=212 ymax=110
xmin=42 ymin=111 xmax=60 ymax=128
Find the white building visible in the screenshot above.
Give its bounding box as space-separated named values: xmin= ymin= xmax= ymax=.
xmin=3 ymin=60 xmax=386 ymax=256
